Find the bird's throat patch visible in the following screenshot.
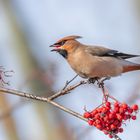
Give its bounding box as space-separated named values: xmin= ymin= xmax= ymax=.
xmin=58 ymin=49 xmax=68 ymax=59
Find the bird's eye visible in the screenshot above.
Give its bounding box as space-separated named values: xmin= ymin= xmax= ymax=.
xmin=53 ymin=40 xmax=66 ymax=48
xmin=60 ymin=40 xmax=66 ymax=46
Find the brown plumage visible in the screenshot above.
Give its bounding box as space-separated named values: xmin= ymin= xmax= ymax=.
xmin=50 ymin=35 xmax=140 ymax=79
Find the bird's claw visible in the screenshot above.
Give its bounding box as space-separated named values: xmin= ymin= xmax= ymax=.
xmin=87 ymin=77 xmax=99 ymax=84
xmin=98 ymin=77 xmax=111 ymax=88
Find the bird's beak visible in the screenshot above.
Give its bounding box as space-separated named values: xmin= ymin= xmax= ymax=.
xmin=49 ymin=44 xmax=55 ymax=47
xmin=51 ymin=48 xmax=59 ymax=52
xmin=49 ymin=44 xmax=60 ymax=52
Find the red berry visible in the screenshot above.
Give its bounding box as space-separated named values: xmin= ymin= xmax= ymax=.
xmin=131 ymin=104 xmax=139 ymax=111
xmin=106 ymin=102 xmax=111 ymax=107
xmin=103 ymin=130 xmax=109 ymax=135
xmin=97 ymin=108 xmax=102 ymax=113
xmin=119 ymin=107 xmax=125 ymax=114
xmin=84 ymin=112 xmax=91 ymax=118
xmin=131 ymin=115 xmax=136 ymax=120
xmin=114 ymin=102 xmax=119 ymax=107
xmin=106 ymin=127 xmax=110 ymax=131
xmin=91 ymin=110 xmax=98 ymax=116
xmin=109 ymin=134 xmax=113 ymax=138
xmin=95 ymin=114 xmax=100 ymax=119
xmin=105 ymin=123 xmax=109 ymax=127
xmin=117 ymin=122 xmax=122 ymax=127
xmin=103 ymin=116 xmax=109 ymax=121
xmin=114 ymin=129 xmax=119 ymax=134
xmin=128 ymin=108 xmax=133 ymax=114
xmin=106 ymin=106 xmax=111 ymax=111
xmin=127 ymin=114 xmax=131 ymax=119
xmin=88 ymin=120 xmax=94 ymax=125
xmin=113 ymin=120 xmax=119 ymax=125
xmin=110 ymin=124 xmax=116 ymax=130
xmin=95 ymin=119 xmax=101 ymax=124
xmin=96 ymin=124 xmax=102 ymax=130
xmin=123 ymin=114 xmax=129 ymax=120
xmin=116 ymin=114 xmax=122 ymax=121
xmin=121 ymin=103 xmax=128 ymax=109
xmin=102 ymin=107 xmax=108 ymax=113
xmin=118 ymin=128 xmax=123 ymax=133
xmin=114 ymin=107 xmax=119 ymax=113
xmin=109 ymin=113 xmax=115 ymax=119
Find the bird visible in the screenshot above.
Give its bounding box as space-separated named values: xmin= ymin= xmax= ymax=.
xmin=50 ymin=35 xmax=140 ymax=82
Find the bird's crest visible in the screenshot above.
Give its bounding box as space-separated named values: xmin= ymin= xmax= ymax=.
xmin=56 ymin=35 xmax=82 ymax=44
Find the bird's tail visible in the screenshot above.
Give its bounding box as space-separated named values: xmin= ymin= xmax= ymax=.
xmin=123 ymin=64 xmax=140 ymax=73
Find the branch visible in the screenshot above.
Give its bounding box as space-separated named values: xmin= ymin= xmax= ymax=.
xmin=0 ymin=79 xmax=121 ymax=140
xmin=0 ymin=87 xmax=87 ymax=122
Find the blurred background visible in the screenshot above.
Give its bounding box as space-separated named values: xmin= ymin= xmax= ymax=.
xmin=0 ymin=0 xmax=140 ymax=140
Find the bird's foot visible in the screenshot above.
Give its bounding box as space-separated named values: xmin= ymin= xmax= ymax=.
xmin=101 ymin=77 xmax=111 ymax=83
xmin=88 ymin=77 xmax=99 ymax=84
xmin=97 ymin=77 xmax=111 ymax=88
xmin=88 ymin=77 xmax=111 ymax=88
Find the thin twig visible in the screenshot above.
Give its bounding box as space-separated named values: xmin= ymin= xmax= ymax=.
xmin=96 ymin=79 xmax=108 ymax=102
xmin=62 ymin=74 xmax=78 ymax=90
xmin=48 ymin=80 xmax=87 ymax=100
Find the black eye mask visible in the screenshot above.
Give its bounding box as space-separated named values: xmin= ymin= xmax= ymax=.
xmin=54 ymin=40 xmax=66 ymax=47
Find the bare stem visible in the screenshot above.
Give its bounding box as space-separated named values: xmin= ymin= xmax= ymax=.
xmin=48 ymin=80 xmax=87 ymax=100
xmin=0 ymin=87 xmax=87 ymax=121
xmin=62 ymin=74 xmax=78 ymax=90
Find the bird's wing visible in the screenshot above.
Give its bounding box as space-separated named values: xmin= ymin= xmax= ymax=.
xmin=85 ymin=45 xmax=140 ymax=59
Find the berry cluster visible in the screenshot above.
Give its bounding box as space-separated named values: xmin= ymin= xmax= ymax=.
xmin=83 ymin=102 xmax=139 ymax=138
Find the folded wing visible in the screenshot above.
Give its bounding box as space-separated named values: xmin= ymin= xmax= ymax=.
xmin=85 ymin=46 xmax=140 ymax=59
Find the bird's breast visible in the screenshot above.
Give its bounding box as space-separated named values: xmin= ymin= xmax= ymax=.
xmin=67 ymin=52 xmax=94 ymax=78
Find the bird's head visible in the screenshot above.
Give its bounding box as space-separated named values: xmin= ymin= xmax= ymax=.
xmin=50 ymin=35 xmax=82 ymax=58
